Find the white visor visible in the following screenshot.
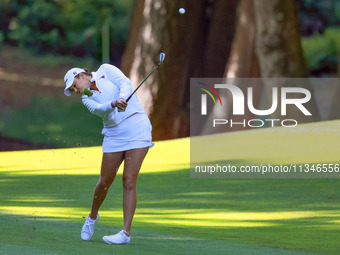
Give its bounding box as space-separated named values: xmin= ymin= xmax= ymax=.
xmin=63 ymin=68 xmax=86 ymax=96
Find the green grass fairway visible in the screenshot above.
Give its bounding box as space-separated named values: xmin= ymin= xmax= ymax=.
xmin=1 ymin=121 xmax=340 ymax=254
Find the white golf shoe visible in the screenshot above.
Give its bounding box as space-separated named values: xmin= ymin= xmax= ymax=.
xmin=103 ymin=230 xmax=131 ymax=244
xmin=81 ymin=213 xmax=99 ymax=241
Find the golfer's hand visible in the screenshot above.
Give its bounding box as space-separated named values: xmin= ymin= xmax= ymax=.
xmin=115 ymin=98 xmax=127 ymax=112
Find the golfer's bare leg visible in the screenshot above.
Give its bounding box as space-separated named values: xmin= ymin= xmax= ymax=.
xmin=89 ymin=152 xmax=125 ymax=220
xmin=122 ymin=147 xmax=149 ymax=234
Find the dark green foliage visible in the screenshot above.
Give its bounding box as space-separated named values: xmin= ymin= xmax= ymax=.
xmin=302 ymin=26 xmax=340 ymax=76
xmin=297 ymin=0 xmax=340 ymax=36
xmin=6 ymin=0 xmax=64 ymax=52
xmin=2 ymin=0 xmax=134 ymax=63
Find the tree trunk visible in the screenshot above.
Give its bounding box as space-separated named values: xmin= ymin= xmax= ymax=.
xmin=328 ymin=76 xmax=340 ymax=120
xmin=121 ymin=0 xmax=145 ymax=74
xmin=150 ymin=0 xmax=205 ymax=140
xmin=202 ymin=0 xmax=238 ymax=77
xmin=225 ymin=0 xmax=260 ymax=79
xmin=254 ymin=0 xmax=320 ymax=123
xmin=328 ymin=55 xmax=340 ymax=120
xmin=254 ymin=0 xmax=308 ymax=78
xmin=121 ymin=0 xmax=206 ymax=140
xmin=201 ymin=0 xmax=260 ymax=134
xmin=338 ymin=54 xmax=340 ymax=78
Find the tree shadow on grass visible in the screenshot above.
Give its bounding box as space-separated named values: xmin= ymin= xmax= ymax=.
xmin=1 ymin=167 xmax=340 ymax=254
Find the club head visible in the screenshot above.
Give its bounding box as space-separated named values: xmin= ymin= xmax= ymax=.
xmin=159 ymin=53 xmax=166 ymax=64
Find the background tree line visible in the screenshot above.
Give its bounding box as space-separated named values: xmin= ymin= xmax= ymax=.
xmin=1 ymin=0 xmax=339 ymax=71
xmin=121 ymin=0 xmax=340 ymax=139
xmin=0 ymin=0 xmax=134 ymax=65
xmin=1 ymin=0 xmax=340 ymax=141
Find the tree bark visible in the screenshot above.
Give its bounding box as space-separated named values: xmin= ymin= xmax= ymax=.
xmin=338 ymin=54 xmax=340 ymax=78
xmin=327 ymin=55 xmax=340 ymax=120
xmin=121 ymin=0 xmax=145 ymax=74
xmin=121 ymin=0 xmax=206 ymax=140
xmin=225 ymin=0 xmax=259 ymax=79
xmin=254 ymin=0 xmax=320 ymax=123
xmin=202 ymin=0 xmax=238 ymax=77
xmin=150 ymin=0 xmax=204 ymax=140
xmin=254 ymin=0 xmax=308 ymax=78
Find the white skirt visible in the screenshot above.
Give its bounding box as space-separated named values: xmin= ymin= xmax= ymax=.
xmin=101 ymin=113 xmax=154 ymax=153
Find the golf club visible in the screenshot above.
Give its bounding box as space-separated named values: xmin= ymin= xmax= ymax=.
xmin=126 ymin=52 xmax=166 ymax=102
xmin=84 ymin=53 xmax=165 ymax=99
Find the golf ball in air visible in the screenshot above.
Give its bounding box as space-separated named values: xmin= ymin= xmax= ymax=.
xmin=179 ymin=8 xmax=185 ymax=14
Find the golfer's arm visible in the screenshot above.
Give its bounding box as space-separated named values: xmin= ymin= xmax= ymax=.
xmin=103 ymin=64 xmax=132 ymax=99
xmin=82 ymin=98 xmax=115 ymax=117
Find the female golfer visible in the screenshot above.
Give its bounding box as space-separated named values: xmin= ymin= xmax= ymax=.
xmin=63 ymin=64 xmax=154 ymax=244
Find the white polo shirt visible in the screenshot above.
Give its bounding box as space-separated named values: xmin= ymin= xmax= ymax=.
xmin=81 ymin=64 xmax=146 ymax=128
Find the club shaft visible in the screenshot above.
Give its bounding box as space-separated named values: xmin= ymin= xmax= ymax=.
xmin=126 ymin=63 xmax=161 ymax=102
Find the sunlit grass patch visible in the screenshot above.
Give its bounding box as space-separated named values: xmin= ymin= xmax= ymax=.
xmin=0 ymin=137 xmax=190 ymax=176
xmin=191 ymin=120 xmax=340 ymax=165
xmin=1 ymin=121 xmax=340 ymax=254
